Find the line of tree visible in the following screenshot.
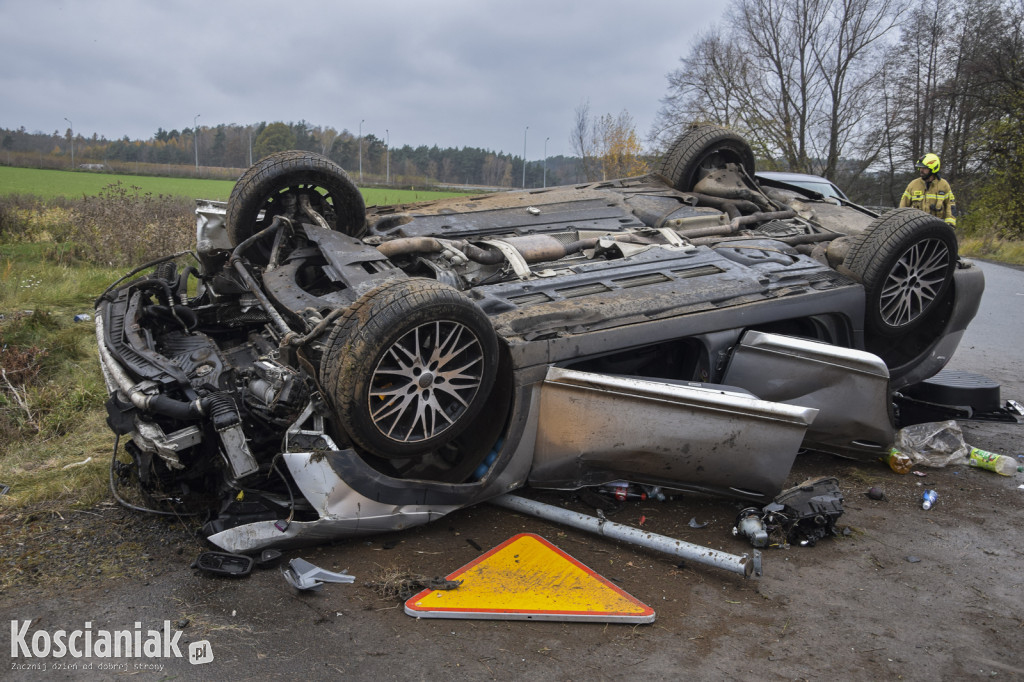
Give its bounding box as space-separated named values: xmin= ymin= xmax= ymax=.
xmin=0 ymin=121 xmax=585 ymax=189
xmin=652 ymin=0 xmax=1024 ymax=237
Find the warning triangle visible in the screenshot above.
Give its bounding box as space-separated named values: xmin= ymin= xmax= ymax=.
xmin=404 ymin=533 xmax=655 ymax=622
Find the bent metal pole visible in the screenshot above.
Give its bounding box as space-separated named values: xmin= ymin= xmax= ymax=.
xmin=489 ymin=494 xmax=757 ymax=578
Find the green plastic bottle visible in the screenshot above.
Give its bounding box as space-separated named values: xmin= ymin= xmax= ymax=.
xmin=967 ymin=447 xmax=1022 ymax=476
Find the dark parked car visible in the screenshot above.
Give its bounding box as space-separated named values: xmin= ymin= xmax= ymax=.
xmin=755 ymin=171 xmax=849 ymax=202
xmin=95 ymin=125 xmax=983 ymax=552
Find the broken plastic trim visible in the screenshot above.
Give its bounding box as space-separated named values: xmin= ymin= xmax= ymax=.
xmin=191 ymin=551 xmax=255 ymax=577
xmin=282 ymin=558 xmax=355 ymax=591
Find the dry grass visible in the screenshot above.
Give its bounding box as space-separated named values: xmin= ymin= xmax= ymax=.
xmin=365 ymin=566 xmax=463 ymax=602
xmin=959 ymin=234 xmax=1024 ymax=265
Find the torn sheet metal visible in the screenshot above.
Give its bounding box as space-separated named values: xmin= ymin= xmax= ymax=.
xmin=530 ymin=366 xmax=818 ymax=501
xmin=205 ymin=450 xmax=461 ymax=553
xmin=723 ymin=330 xmax=894 ymax=458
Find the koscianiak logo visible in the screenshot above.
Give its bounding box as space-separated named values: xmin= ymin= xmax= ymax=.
xmin=9 ymin=620 xmax=214 ymax=671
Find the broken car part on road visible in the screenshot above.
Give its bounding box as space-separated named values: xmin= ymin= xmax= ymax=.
xmin=491 ymin=494 xmax=760 ymax=577
xmin=94 ymin=124 xmax=992 ymax=556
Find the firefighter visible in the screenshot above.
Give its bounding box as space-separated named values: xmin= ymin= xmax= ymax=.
xmin=900 ymin=153 xmax=956 ymax=226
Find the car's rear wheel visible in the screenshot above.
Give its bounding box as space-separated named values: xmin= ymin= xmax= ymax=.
xmin=320 ymin=279 xmax=498 ymax=459
xmin=658 ymin=125 xmax=756 ymax=192
xmin=843 ymin=208 xmax=957 ymax=338
xmin=225 ymin=150 xmax=366 ymax=247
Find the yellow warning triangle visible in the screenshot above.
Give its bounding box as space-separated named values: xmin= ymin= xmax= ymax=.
xmin=404 ymin=533 xmax=655 ymax=622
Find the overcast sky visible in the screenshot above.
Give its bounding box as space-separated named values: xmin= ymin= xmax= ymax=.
xmin=0 ymin=0 xmax=724 ymax=159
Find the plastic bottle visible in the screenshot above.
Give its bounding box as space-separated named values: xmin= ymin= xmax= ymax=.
xmin=598 ymin=481 xmax=647 ymax=501
xmin=885 ymin=447 xmax=913 ymax=474
xmin=967 ymin=447 xmax=1022 ymax=476
xmin=922 ymin=489 xmax=937 ymax=510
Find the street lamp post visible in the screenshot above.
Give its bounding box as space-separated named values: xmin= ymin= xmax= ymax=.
xmin=193 ymin=114 xmax=201 ymax=171
xmin=386 ymin=129 xmax=390 ymax=185
xmin=543 ymin=136 xmax=550 ymax=188
xmin=522 ymin=126 xmax=529 ymax=188
xmin=358 ymin=119 xmax=364 ymax=183
xmin=63 ymin=117 xmax=74 ymax=169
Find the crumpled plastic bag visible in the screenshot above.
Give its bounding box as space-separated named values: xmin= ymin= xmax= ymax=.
xmin=893 ymin=420 xmax=969 ymax=467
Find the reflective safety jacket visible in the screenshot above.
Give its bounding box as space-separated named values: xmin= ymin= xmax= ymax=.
xmin=900 ymin=175 xmax=956 ymax=226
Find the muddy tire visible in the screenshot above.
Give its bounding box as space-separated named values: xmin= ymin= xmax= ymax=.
xmin=658 ymin=125 xmax=756 ymax=191
xmin=226 ymin=150 xmax=366 ymax=247
xmin=320 ymin=279 xmax=498 ymax=459
xmin=843 ymin=208 xmax=957 ymax=338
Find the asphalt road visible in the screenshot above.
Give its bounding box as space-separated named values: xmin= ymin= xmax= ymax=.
xmin=951 ymin=259 xmax=1024 ymax=384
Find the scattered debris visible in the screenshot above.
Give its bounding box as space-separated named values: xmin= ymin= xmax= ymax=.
xmin=255 ymin=549 xmax=282 ymax=567
xmin=282 ymin=558 xmax=355 ymax=591
xmin=906 ymin=556 xmax=922 ymax=563
xmin=73 ymin=313 xmax=91 ymax=322
xmin=866 ymin=487 xmax=885 ymax=500
xmin=735 ymin=477 xmax=845 ymax=548
xmin=490 ymin=494 xmax=756 ymax=577
xmin=367 ymin=568 xmax=463 ymax=602
xmin=885 ymin=447 xmax=913 ymax=474
xmin=61 ymin=456 xmax=93 ymax=470
xmin=922 ymin=490 xmax=938 ymax=510
xmin=191 ymin=551 xmax=255 ymax=577
xmin=733 ymin=508 xmax=769 ymax=547
xmin=967 ymin=447 xmax=1023 ymax=475
xmin=596 ymin=481 xmax=648 ymax=501
xmin=894 ymin=420 xmax=969 ymax=468
xmin=688 ymin=517 xmax=709 ymax=529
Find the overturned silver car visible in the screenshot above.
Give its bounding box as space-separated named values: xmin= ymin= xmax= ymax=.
xmin=95 ymin=125 xmax=984 ymax=552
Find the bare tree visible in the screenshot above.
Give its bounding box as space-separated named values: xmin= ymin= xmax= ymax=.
xmin=652 ymin=30 xmax=751 ymax=149
xmin=654 ymin=0 xmax=904 ymax=180
xmin=570 ymin=101 xmax=599 ymax=181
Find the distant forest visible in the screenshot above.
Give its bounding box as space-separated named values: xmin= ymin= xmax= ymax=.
xmin=0 ymin=121 xmax=584 ymax=189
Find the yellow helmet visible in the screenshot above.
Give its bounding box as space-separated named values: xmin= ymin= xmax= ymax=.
xmin=916 ymin=153 xmax=941 ymax=173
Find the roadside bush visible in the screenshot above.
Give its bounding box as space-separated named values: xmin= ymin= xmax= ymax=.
xmin=69 ymin=182 xmax=194 ymax=267
xmin=0 ymin=195 xmax=71 ymax=242
xmin=0 ymin=186 xmax=194 ymax=267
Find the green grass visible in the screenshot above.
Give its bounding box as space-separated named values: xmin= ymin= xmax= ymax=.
xmin=0 ymin=244 xmax=120 ymax=512
xmin=0 ymin=166 xmax=237 ymax=201
xmin=0 ymin=165 xmax=473 ymax=204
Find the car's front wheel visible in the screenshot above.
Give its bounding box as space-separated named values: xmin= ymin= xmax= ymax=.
xmin=320 ymin=279 xmax=498 ymax=459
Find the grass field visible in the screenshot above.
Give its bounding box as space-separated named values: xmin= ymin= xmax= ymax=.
xmin=0 ymin=165 xmax=472 ymax=205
